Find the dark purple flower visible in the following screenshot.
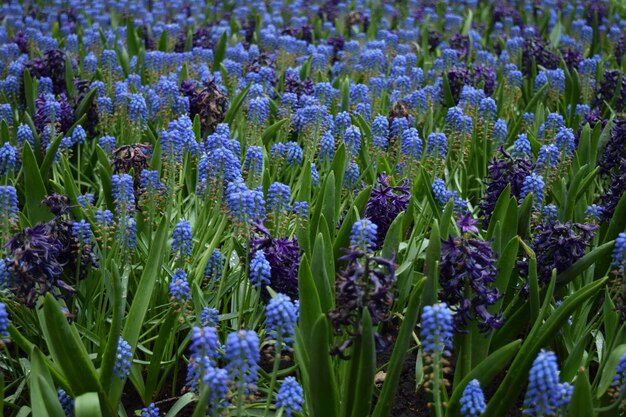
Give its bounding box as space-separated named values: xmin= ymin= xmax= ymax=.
xmin=449 ymin=34 xmax=470 ymax=60
xmin=363 ymin=174 xmax=411 ymax=249
xmin=457 ymin=213 xmax=479 ymax=234
xmin=328 ymin=248 xmax=396 ymax=358
xmin=598 ymin=118 xmax=626 ymax=176
xmin=250 ymin=224 xmax=301 ymax=301
xmin=284 ymin=73 xmax=314 ymax=97
xmin=600 ymin=158 xmax=626 ymax=221
xmin=479 ymin=150 xmax=533 ymax=228
xmin=616 ymin=34 xmax=626 ymax=65
xmin=327 ymin=35 xmax=345 ymax=63
xmin=473 ymin=64 xmax=496 ymax=97
xmin=427 ymin=29 xmax=442 ymax=52
xmin=593 ymin=70 xmax=626 ymax=113
xmin=58 ymin=93 xmax=75 ymax=133
xmin=446 ymin=67 xmax=473 ymax=103
xmin=181 ymin=77 xmax=229 ymax=136
xmin=439 ymin=236 xmax=502 ymax=331
xmin=42 ymin=194 xmax=71 ymax=216
xmin=175 ymin=26 xmax=215 ymax=52
xmin=519 ymin=221 xmax=597 ymax=285
xmin=12 ymin=31 xmax=29 ymax=53
xmin=493 ymin=2 xmax=523 ymax=26
xmin=584 ymin=0 xmax=608 ymax=24
xmin=4 ymin=204 xmax=96 ymax=307
xmin=560 ymin=48 xmax=582 ymax=70
xmin=319 ymin=0 xmax=341 ymax=22
xmin=522 ymin=36 xmax=560 ymax=75
xmin=25 ymin=49 xmax=69 ymax=95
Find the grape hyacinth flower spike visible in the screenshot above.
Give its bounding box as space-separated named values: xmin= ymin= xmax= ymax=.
xmin=523 ymin=350 xmax=572 ymax=416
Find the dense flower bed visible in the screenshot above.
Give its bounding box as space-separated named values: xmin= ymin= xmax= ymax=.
xmin=0 ymin=0 xmax=625 ymax=416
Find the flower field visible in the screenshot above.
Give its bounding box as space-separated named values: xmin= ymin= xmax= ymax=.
xmin=1 ymin=0 xmax=626 ymax=416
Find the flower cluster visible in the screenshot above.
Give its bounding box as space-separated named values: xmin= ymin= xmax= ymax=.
xmin=523 ymin=350 xmax=572 ymax=416
xmin=328 ymin=248 xmax=396 ymax=357
xmin=4 ymin=197 xmax=96 ymax=306
xmin=250 ymin=224 xmax=301 ymax=301
xmin=480 ymin=151 xmax=533 ymax=227
xmin=363 ymin=174 xmax=411 ymax=249
xmin=519 ymin=221 xmax=596 ymax=286
xmin=420 ymin=303 xmax=454 ymax=356
xmin=439 ymin=234 xmax=502 ymax=331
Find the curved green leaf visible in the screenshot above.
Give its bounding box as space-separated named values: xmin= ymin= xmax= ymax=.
xmin=372 ymin=279 xmax=426 ymax=417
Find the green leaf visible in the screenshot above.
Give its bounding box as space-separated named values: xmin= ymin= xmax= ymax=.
xmin=99 ymin=265 xmax=127 ymax=393
xmin=568 ymin=369 xmax=595 ymax=417
xmin=517 ymin=193 xmax=533 ymax=240
xmin=308 ymin=316 xmax=339 ymax=417
xmin=109 ymin=217 xmax=169 ymax=404
xmin=345 ymin=310 xmax=375 ymax=417
xmin=549 ymin=20 xmax=562 ymax=48
xmin=484 ymin=278 xmax=607 ymax=417
xmin=23 ymin=70 xmax=35 ymax=115
xmin=213 ymin=31 xmax=227 ymax=68
xmin=144 ymin=312 xmax=179 ymax=401
xmin=421 ymin=221 xmax=440 ymax=307
xmin=527 ymin=255 xmax=540 ymax=325
xmin=556 ymin=241 xmax=614 ymax=285
xmin=74 ymin=393 xmax=103 ymax=417
xmin=74 ymin=89 xmax=98 ymax=123
xmin=157 ymin=30 xmax=168 ymax=51
xmin=164 ymin=393 xmax=196 ymax=417
xmin=372 ymin=279 xmax=426 ymax=417
xmin=486 ymin=185 xmax=510 ymax=241
xmin=297 ymin=253 xmax=323 ymax=353
xmin=30 ymin=347 xmax=66 ymax=417
xmin=446 ymin=339 xmax=522 ymax=417
xmin=561 ymin=334 xmax=591 ymax=382
xmin=441 ymin=73 xmax=455 ymax=107
xmin=596 ymin=344 xmax=626 ymax=398
xmin=40 ymin=295 xmax=104 ymax=397
xmin=299 ymin=55 xmax=312 ymax=80
xmin=224 ymin=83 xmax=251 ymax=124
xmin=333 ymin=206 xmax=358 ymax=260
xmin=22 ymin=142 xmax=53 ymax=223
xmin=65 ymin=55 xmax=76 ymax=97
xmin=461 ymin=9 xmax=473 ymax=36
xmin=312 ymin=233 xmax=333 ymax=313
xmin=261 ymin=119 xmax=288 ymax=146
xmin=126 ymin=20 xmax=139 ymax=56
xmin=382 ymin=213 xmax=403 ymax=259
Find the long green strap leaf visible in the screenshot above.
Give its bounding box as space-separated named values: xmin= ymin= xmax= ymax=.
xmin=484 ymin=278 xmax=606 ymax=416
xmin=372 ymin=278 xmax=426 ymax=417
xmin=109 ymin=216 xmax=169 ymax=404
xmin=22 ymin=142 xmax=52 ymax=224
xmin=74 ymin=393 xmax=103 ymax=417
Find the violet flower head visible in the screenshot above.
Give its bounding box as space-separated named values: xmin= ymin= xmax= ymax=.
xmin=519 ymin=221 xmax=596 ymax=285
xmin=4 ymin=211 xmax=96 ymax=306
xmin=597 ymin=118 xmax=626 ymax=176
xmin=439 ymin=235 xmax=502 ymax=331
xmin=457 ymin=213 xmax=479 ymax=234
xmin=328 ymin=248 xmax=396 ymax=358
xmin=250 ymin=224 xmax=301 ymax=301
xmin=363 ymin=174 xmax=411 ymax=249
xmin=600 ymin=158 xmax=626 ymax=221
xmin=479 ymin=150 xmax=532 ymax=228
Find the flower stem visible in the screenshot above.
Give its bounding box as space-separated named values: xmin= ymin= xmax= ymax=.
xmin=264 ymin=335 xmax=283 ymax=417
